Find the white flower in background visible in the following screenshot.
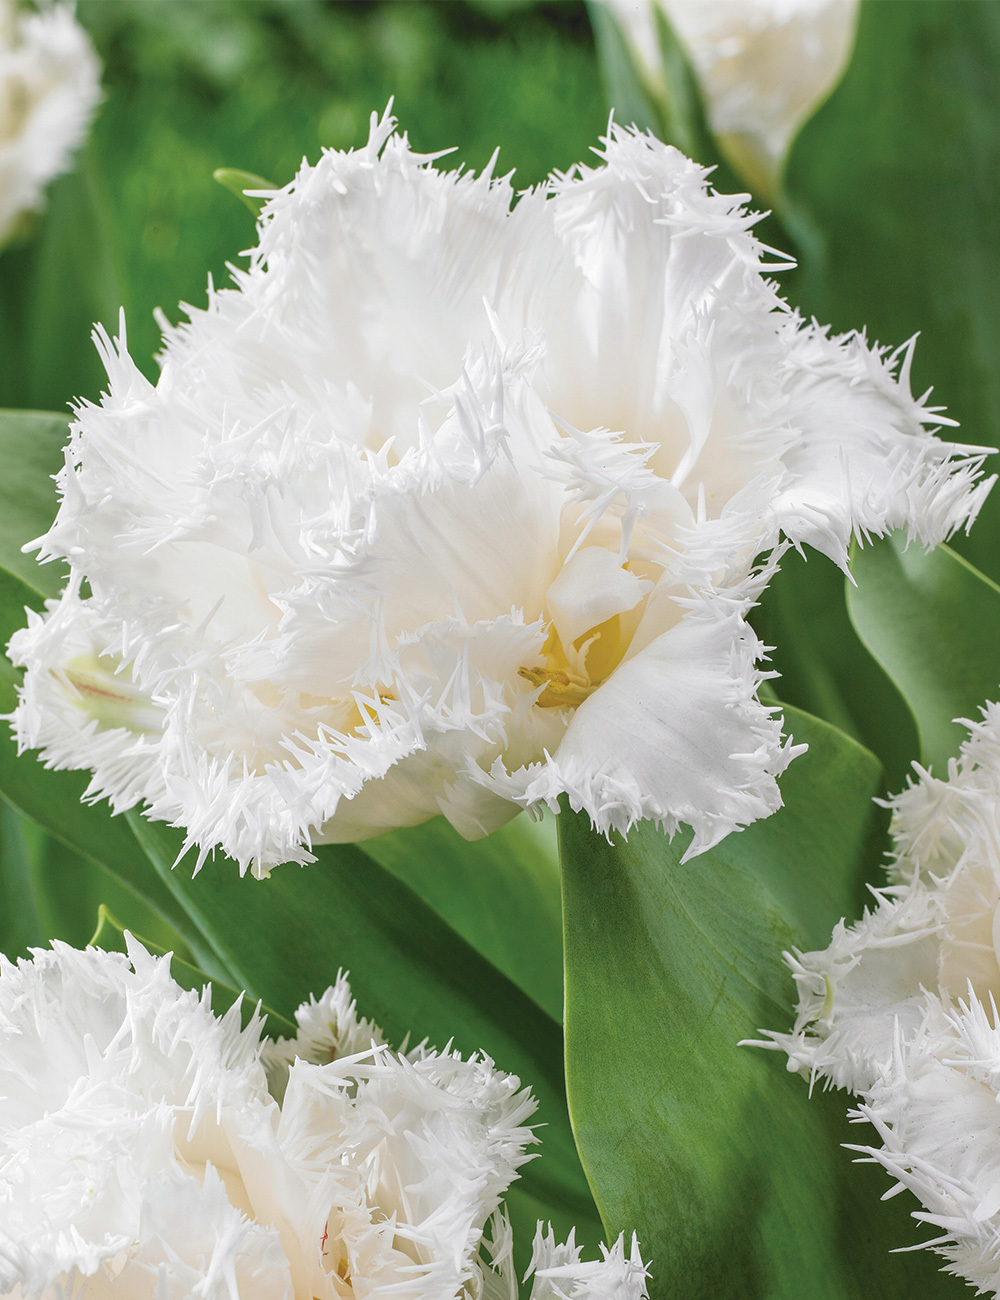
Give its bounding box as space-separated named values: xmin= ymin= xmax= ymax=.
xmin=8 ymin=111 xmax=991 ymax=874
xmin=0 ymin=936 xmax=649 ymax=1300
xmin=600 ymin=0 xmax=859 ymax=192
xmin=0 ymin=0 xmax=100 ymax=243
xmin=754 ymin=705 xmax=1000 ymax=1295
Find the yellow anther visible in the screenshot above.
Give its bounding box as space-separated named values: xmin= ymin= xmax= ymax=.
xmin=518 ymin=665 xmax=595 ymax=709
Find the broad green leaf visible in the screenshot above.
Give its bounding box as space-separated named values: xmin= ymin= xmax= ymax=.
xmin=213 ymin=167 xmax=276 ymax=215
xmin=0 ymin=785 xmax=196 ymax=964
xmin=128 ymin=812 xmax=603 ymax=1254
xmin=0 ymin=712 xmax=209 ymax=966
xmin=90 ymin=904 xmax=296 ymax=1037
xmin=0 ymin=166 xmax=119 ymax=416
xmin=366 ymin=814 xmax=563 ymax=1021
xmin=847 ymin=536 xmax=1000 ymax=774
xmin=783 ymin=0 xmax=1000 ymax=581
xmin=27 ymin=807 xmax=194 ymax=954
xmin=0 ymin=409 xmax=68 ymax=598
xmin=24 ymin=165 xmax=121 ymax=413
xmin=0 ymin=800 xmax=46 ymax=958
xmin=561 ymin=706 xmax=961 ymax=1298
xmin=13 ymin=812 xmax=102 ymax=948
xmin=754 ymin=548 xmax=920 ymax=794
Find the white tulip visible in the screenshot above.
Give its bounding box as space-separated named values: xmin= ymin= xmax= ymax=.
xmin=599 ymin=0 xmax=858 ymax=192
xmin=8 ymin=112 xmax=990 ymax=874
xmin=0 ymin=937 xmax=648 ymax=1300
xmin=755 ymin=705 xmax=1000 ymax=1295
xmin=0 ymin=0 xmax=100 ymax=242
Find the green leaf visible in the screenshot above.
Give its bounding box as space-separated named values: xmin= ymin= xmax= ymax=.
xmin=26 ymin=805 xmax=196 ymax=954
xmin=782 ymin=0 xmax=1000 ymax=582
xmin=0 ymin=713 xmax=209 ymax=966
xmin=0 ymin=409 xmax=68 ymax=598
xmin=213 ymin=168 xmax=276 ymax=215
xmin=90 ymin=903 xmax=296 ymax=1037
xmin=24 ymin=165 xmax=122 ymax=413
xmin=753 ymin=548 xmax=921 ymax=794
xmin=0 ymin=760 xmax=196 ymax=964
xmin=0 ymin=166 xmax=120 ymax=416
xmin=0 ymin=800 xmax=47 ymax=957
xmin=127 ymin=812 xmax=603 ymax=1253
xmin=561 ymin=706 xmax=962 ymax=1298
xmin=847 ymin=536 xmax=1000 ymax=774
xmin=366 ymin=815 xmax=563 ymax=1021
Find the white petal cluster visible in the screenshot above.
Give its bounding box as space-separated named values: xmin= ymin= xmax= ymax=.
xmin=757 ymin=705 xmax=1000 ymax=1295
xmin=0 ymin=0 xmax=100 ymax=243
xmin=8 ymin=111 xmax=990 ymax=874
xmin=599 ymin=0 xmax=858 ymax=190
xmin=0 ymin=937 xmax=648 ymax=1300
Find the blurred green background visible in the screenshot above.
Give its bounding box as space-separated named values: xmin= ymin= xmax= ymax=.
xmin=0 ymin=0 xmax=607 ymax=413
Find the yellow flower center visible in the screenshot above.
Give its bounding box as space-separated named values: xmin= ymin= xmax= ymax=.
xmin=519 ymin=613 xmax=630 ymax=709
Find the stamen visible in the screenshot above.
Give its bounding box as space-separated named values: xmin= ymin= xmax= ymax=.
xmin=518 ymin=665 xmax=595 ymax=709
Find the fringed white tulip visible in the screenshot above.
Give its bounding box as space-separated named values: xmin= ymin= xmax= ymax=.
xmin=0 ymin=0 xmax=100 ymax=242
xmin=754 ymin=706 xmax=1000 ymax=1296
xmin=598 ymin=0 xmax=858 ymax=193
xmin=8 ymin=111 xmax=991 ymax=874
xmin=0 ymin=937 xmax=648 ymax=1300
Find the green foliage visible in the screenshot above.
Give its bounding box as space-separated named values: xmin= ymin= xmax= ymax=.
xmin=595 ymin=0 xmax=1000 ymax=569
xmin=0 ymin=410 xmax=69 ymax=598
xmin=560 ymin=708 xmax=962 ymax=1299
xmin=0 ymin=168 xmax=120 ymax=415
xmin=0 ymin=800 xmax=181 ymax=956
xmin=367 ymin=814 xmax=564 ymax=1021
xmin=754 ymin=551 xmax=921 ymax=798
xmin=594 ymin=0 xmax=1000 ymax=783
xmin=780 ymin=1 xmax=1000 ymax=580
xmin=0 ymin=691 xmax=207 ymax=962
xmin=848 ymin=538 xmax=1000 ymax=774
xmin=213 ymin=167 xmax=277 ymax=215
xmin=0 ymin=801 xmax=46 ymax=957
xmin=586 ymin=0 xmax=664 ymax=140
